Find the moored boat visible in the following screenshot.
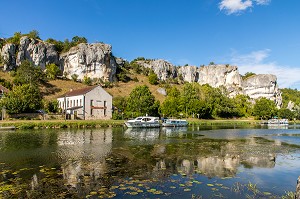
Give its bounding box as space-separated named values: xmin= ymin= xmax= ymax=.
xmin=125 ymin=116 xmax=160 ymax=128
xmin=268 ymin=118 xmax=289 ymax=125
xmin=162 ymin=119 xmax=188 ymax=127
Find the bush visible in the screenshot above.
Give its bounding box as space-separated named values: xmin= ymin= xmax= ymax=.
xmin=71 ymin=74 xmax=78 ymax=82
xmin=83 ymin=76 xmax=92 ymax=85
xmin=148 ymin=72 xmax=159 ymax=85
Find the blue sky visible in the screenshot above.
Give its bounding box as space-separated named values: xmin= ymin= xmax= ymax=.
xmin=1 ymin=0 xmax=300 ymax=89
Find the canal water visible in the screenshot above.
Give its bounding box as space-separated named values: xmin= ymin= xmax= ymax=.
xmin=0 ymin=125 xmax=300 ymax=198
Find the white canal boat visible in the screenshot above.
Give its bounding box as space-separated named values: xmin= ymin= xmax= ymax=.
xmin=125 ymin=116 xmax=160 ymax=128
xmin=161 ymin=119 xmax=188 ymax=127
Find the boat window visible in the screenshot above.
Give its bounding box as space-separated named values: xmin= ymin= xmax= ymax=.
xmin=136 ymin=117 xmax=142 ymax=120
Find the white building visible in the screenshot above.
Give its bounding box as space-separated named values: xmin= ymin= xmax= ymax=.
xmin=57 ymin=85 xmax=112 ymax=120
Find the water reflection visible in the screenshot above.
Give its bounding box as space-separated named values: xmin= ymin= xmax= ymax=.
xmin=57 ymin=129 xmax=112 ymax=187
xmin=0 ymin=127 xmax=300 ymax=198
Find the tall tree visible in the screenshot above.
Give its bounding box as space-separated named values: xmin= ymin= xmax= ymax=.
xmin=13 ymin=61 xmax=45 ymax=86
xmin=253 ymin=97 xmax=277 ymax=120
xmin=0 ymin=84 xmax=43 ymax=114
xmin=126 ymin=85 xmax=159 ymax=117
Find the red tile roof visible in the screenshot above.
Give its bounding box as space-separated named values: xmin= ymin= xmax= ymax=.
xmin=60 ymin=85 xmax=99 ymax=98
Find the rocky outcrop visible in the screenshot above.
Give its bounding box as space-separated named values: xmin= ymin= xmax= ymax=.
xmin=16 ymin=36 xmax=59 ymax=68
xmin=197 ymin=65 xmax=243 ymax=97
xmin=59 ymin=43 xmax=117 ymax=82
xmin=1 ymin=43 xmax=17 ymax=70
xmin=136 ymin=59 xmax=177 ymax=81
xmin=243 ymin=74 xmax=282 ymax=107
xmin=178 ymin=65 xmax=199 ymax=82
xmin=138 ymin=61 xmax=282 ymax=105
xmin=1 ymin=36 xmax=59 ymax=71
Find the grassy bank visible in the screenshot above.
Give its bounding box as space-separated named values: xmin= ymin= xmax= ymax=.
xmin=0 ymin=119 xmax=263 ymax=130
xmin=0 ymin=120 xmax=125 ymax=130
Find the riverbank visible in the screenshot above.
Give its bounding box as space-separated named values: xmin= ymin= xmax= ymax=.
xmin=0 ymin=119 xmax=264 ymax=130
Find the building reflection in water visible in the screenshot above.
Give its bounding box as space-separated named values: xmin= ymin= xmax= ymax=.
xmin=57 ymin=129 xmax=112 ymax=187
xmin=27 ymin=127 xmax=278 ymax=189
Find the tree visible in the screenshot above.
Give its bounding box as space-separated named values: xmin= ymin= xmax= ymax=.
xmin=83 ymin=76 xmax=92 ymax=85
xmin=234 ymin=94 xmax=253 ymax=117
xmin=44 ymin=100 xmax=59 ymax=113
xmin=148 ymin=71 xmax=159 ymax=85
xmin=46 ymin=64 xmax=61 ymax=80
xmin=27 ymin=30 xmax=40 ymax=40
xmin=253 ymin=97 xmax=277 ymax=120
xmin=242 ymin=72 xmax=256 ymax=80
xmin=126 ymin=85 xmax=159 ymax=117
xmin=13 ymin=60 xmax=46 ymax=86
xmin=0 ymin=84 xmax=43 ymax=114
xmin=71 ymin=36 xmax=88 ymax=45
xmin=71 ymin=74 xmax=79 ymax=82
xmin=277 ymin=108 xmax=294 ymax=120
xmin=6 ymin=32 xmax=22 ymax=44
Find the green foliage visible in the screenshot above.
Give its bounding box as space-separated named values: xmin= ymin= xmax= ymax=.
xmin=6 ymin=32 xmax=22 ymax=44
xmin=45 ymin=38 xmax=64 ymax=52
xmin=281 ymin=88 xmax=300 ymax=108
xmin=277 ymin=108 xmax=294 ymax=120
xmin=233 ymin=94 xmax=253 ymax=117
xmin=71 ymin=74 xmax=78 ymax=82
xmin=44 ymin=100 xmax=59 ymax=113
xmin=46 ymin=36 xmax=88 ymax=53
xmin=26 ymin=30 xmax=40 ymax=40
xmin=0 ymin=78 xmax=12 ymax=90
xmin=253 ymin=97 xmax=277 ymax=119
xmin=242 ymin=72 xmax=256 ymax=80
xmin=83 ymin=76 xmax=92 ymax=85
xmin=209 ymin=62 xmax=215 ymax=65
xmin=0 ymin=84 xmax=43 ymax=114
xmin=148 ymin=71 xmax=159 ymax=85
xmin=46 ymin=64 xmax=61 ymax=80
xmin=71 ymin=36 xmax=88 ymax=45
xmin=160 ymin=89 xmax=180 ymax=117
xmin=126 ymin=85 xmax=159 ymax=116
xmin=13 ymin=60 xmax=46 ymax=86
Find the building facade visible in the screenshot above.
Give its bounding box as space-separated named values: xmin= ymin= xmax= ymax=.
xmin=57 ymin=85 xmax=112 ymax=120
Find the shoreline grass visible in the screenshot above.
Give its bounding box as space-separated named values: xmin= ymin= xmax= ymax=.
xmin=0 ymin=119 xmax=265 ymax=130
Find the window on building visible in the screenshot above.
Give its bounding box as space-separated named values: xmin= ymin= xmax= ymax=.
xmin=67 ymin=100 xmax=69 ymax=107
xmin=70 ymin=100 xmax=72 ymax=107
xmin=104 ymin=101 xmax=106 ymax=107
xmin=76 ymin=100 xmax=78 ymax=106
xmin=90 ymin=100 xmax=93 ymax=106
xmin=104 ymin=108 xmax=106 ymax=116
xmin=90 ymin=108 xmax=93 ymax=115
xmin=80 ymin=99 xmax=82 ymax=106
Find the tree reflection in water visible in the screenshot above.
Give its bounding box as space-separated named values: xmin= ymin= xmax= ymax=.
xmin=0 ymin=127 xmax=299 ymax=198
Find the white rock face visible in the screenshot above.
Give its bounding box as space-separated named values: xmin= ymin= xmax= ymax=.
xmin=197 ymin=65 xmax=243 ymax=97
xmin=1 ymin=36 xmax=59 ymax=71
xmin=17 ymin=36 xmax=59 ymax=69
xmin=136 ymin=59 xmax=177 ymax=81
xmin=60 ymin=43 xmax=117 ymax=82
xmin=177 ymin=65 xmax=198 ymax=82
xmin=1 ymin=43 xmax=17 ymax=70
xmin=243 ymin=74 xmax=282 ymax=107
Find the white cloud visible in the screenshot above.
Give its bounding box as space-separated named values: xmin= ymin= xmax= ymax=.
xmin=230 ymin=49 xmax=300 ymax=89
xmin=219 ymin=0 xmax=271 ymax=15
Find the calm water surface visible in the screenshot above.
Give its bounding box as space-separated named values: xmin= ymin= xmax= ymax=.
xmin=0 ymin=125 xmax=300 ymax=198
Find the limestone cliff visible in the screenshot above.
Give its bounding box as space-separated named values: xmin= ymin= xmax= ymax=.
xmin=59 ymin=43 xmax=117 ymax=82
xmin=197 ymin=65 xmax=243 ymax=97
xmin=1 ymin=36 xmax=59 ymax=71
xmin=243 ymin=74 xmax=282 ymax=107
xmin=136 ymin=59 xmax=177 ymax=81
